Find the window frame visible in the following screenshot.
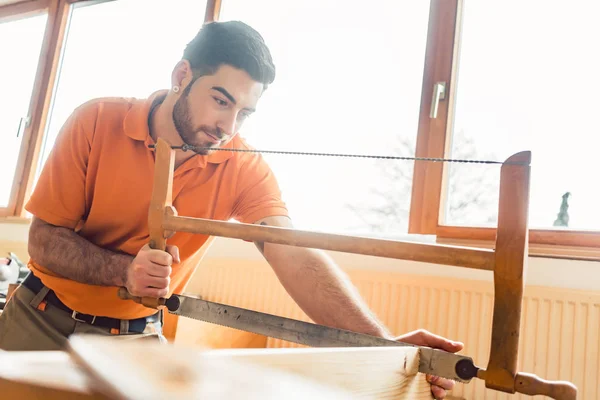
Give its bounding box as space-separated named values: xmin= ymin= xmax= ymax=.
xmin=2 ymin=0 xmax=598 ymax=259
xmin=407 ymin=0 xmax=461 ymax=236
xmin=406 ymin=0 xmax=600 ymax=259
xmin=0 ymin=0 xmax=219 ymax=219
xmin=0 ymin=0 xmax=71 ymax=218
xmin=0 ymin=0 xmax=50 ymax=218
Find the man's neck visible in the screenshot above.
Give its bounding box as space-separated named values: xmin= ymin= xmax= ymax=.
xmin=149 ymin=94 xmax=196 ymax=168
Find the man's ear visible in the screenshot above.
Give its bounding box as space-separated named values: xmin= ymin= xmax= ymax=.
xmin=171 ymin=60 xmax=194 ymax=91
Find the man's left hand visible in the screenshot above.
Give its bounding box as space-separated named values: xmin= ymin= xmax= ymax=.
xmin=395 ymin=329 xmax=464 ymax=399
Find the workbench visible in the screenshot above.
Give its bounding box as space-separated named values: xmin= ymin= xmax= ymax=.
xmin=0 ymin=334 xmax=432 ymax=399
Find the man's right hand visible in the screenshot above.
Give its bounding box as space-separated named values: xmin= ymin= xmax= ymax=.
xmin=125 ymin=244 xmax=180 ymax=298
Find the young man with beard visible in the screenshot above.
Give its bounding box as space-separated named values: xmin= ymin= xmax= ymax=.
xmin=0 ymin=21 xmax=462 ymax=399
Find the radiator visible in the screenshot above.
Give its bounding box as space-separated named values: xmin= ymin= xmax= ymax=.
xmin=183 ymin=259 xmax=600 ymax=399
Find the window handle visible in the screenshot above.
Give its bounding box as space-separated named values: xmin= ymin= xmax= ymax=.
xmin=429 ymin=81 xmax=446 ymax=119
xmin=16 ymin=116 xmax=30 ymax=138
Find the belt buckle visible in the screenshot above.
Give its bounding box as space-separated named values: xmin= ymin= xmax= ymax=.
xmin=72 ymin=310 xmax=96 ymax=324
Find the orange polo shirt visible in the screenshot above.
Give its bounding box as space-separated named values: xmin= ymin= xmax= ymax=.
xmin=25 ymin=90 xmax=288 ymax=320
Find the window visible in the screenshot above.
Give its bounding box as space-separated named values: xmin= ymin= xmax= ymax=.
xmin=2 ymin=0 xmax=599 ymax=258
xmin=443 ymin=0 xmax=600 ymax=232
xmin=37 ymin=0 xmax=209 ymax=181
xmin=0 ymin=12 xmax=47 ymax=211
xmin=219 ymin=0 xmax=431 ymax=236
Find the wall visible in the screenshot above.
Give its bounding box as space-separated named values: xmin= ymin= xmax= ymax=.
xmin=0 ymin=221 xmax=29 ymax=266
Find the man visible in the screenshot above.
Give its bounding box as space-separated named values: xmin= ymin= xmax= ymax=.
xmin=0 ymin=21 xmax=462 ymax=399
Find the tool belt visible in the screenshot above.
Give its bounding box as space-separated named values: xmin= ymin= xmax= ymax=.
xmin=22 ymin=273 xmax=160 ymax=334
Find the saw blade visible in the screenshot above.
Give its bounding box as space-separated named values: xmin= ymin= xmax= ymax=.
xmin=165 ymin=294 xmax=478 ymax=383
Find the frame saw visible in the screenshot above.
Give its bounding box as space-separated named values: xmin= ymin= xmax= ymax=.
xmin=117 ymin=137 xmax=578 ymax=399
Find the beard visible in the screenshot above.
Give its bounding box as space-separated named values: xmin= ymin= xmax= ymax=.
xmin=172 ymin=90 xmax=224 ymax=155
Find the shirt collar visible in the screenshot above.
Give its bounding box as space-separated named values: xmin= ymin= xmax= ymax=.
xmin=123 ymin=89 xmax=236 ymax=166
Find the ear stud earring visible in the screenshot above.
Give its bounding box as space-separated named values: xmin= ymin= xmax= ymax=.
xmin=173 ymin=85 xmax=180 ymax=93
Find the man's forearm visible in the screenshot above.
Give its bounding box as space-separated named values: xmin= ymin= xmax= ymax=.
xmin=28 ymin=217 xmax=133 ymax=287
xmin=264 ymin=243 xmax=393 ymax=339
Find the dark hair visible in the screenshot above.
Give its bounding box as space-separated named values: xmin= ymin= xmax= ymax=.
xmin=182 ymin=21 xmax=276 ymax=88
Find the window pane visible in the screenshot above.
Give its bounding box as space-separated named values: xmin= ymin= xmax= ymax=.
xmin=444 ymin=1 xmax=600 ymax=230
xmin=36 ymin=0 xmax=208 ymax=182
xmin=220 ymin=0 xmax=430 ymax=235
xmin=0 ymin=13 xmax=47 ymax=207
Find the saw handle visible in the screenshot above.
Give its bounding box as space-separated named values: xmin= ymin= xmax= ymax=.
xmin=117 ymin=240 xmax=169 ymax=310
xmin=118 ymin=138 xmax=176 ymax=310
xmin=515 ymin=372 xmax=577 ymax=400
xmin=117 ymin=287 xmax=166 ymax=309
xmin=117 ymin=234 xmax=173 ymax=309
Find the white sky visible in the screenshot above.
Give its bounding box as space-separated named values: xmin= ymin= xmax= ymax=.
xmin=1 ymin=0 xmax=598 ymax=234
xmin=448 ymin=0 xmax=600 ymax=230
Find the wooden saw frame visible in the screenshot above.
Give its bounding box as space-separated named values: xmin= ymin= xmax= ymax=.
xmin=124 ymin=138 xmax=578 ymax=399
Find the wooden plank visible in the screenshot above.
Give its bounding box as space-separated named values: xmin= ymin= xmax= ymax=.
xmin=66 ymin=334 xmax=430 ymax=400
xmin=66 ymin=335 xmax=363 ymax=399
xmin=203 ymin=346 xmax=431 ymax=399
xmin=0 ymin=350 xmax=104 ymax=399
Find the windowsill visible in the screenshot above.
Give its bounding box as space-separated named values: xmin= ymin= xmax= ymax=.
xmin=436 ymin=236 xmax=600 ymax=262
xmin=435 ymin=225 xmax=600 ymax=262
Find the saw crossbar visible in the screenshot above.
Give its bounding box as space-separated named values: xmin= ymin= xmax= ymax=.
xmin=119 ymin=138 xmax=578 ymax=400
xmin=163 ymin=213 xmax=495 ymax=270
